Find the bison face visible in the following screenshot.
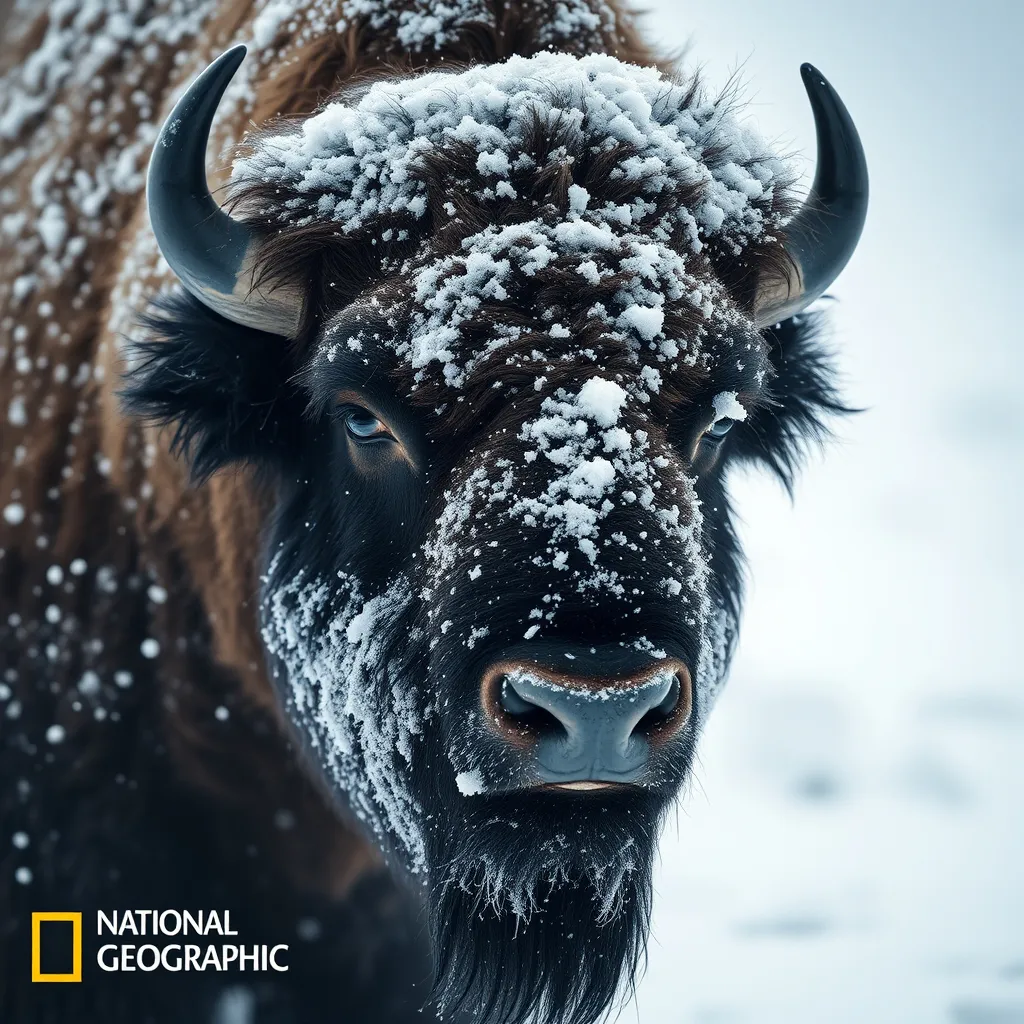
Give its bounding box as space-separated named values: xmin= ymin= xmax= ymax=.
xmin=264 ymin=298 xmax=741 ymax=838
xmin=128 ymin=48 xmax=864 ymax=1024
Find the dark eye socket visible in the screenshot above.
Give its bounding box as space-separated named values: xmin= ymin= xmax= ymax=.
xmin=343 ymin=407 xmax=393 ymax=442
xmin=703 ymin=417 xmax=735 ymax=441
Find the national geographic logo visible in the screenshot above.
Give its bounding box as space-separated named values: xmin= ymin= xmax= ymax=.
xmin=32 ymin=913 xmax=82 ymax=982
xmin=31 ymin=910 xmax=288 ymax=982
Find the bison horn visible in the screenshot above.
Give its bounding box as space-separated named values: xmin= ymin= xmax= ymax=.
xmin=147 ymin=45 xmax=304 ymax=337
xmin=754 ymin=64 xmax=869 ymax=328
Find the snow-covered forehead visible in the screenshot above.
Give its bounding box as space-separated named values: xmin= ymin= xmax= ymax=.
xmin=399 ymin=219 xmax=738 ymax=389
xmin=235 ymin=50 xmax=791 ymax=249
xmin=251 ymin=51 xmax=789 ymax=395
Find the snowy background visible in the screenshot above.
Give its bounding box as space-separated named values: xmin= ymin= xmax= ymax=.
xmin=633 ymin=2 xmax=1024 ymax=1022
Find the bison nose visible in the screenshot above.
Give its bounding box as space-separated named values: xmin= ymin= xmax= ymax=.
xmin=481 ymin=657 xmax=691 ymax=786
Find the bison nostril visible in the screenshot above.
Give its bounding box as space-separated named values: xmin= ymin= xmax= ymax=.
xmin=499 ymin=677 xmax=534 ymax=717
xmin=499 ymin=677 xmax=566 ymax=735
xmin=633 ymin=673 xmax=682 ymax=736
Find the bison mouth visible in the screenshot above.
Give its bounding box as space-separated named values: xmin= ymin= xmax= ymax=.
xmin=540 ymin=780 xmax=628 ymax=792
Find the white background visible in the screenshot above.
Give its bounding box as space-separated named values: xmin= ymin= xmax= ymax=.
xmin=632 ymin=2 xmax=1024 ymax=1021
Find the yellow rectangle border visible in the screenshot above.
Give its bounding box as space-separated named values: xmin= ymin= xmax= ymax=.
xmin=31 ymin=912 xmax=82 ymax=982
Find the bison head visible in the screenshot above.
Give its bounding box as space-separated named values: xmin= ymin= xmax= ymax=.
xmin=126 ymin=46 xmax=866 ymax=1024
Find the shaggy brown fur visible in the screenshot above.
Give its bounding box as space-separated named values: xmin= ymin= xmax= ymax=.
xmin=0 ymin=0 xmax=667 ymax=1018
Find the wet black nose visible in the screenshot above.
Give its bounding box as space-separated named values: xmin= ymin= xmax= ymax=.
xmin=481 ymin=655 xmax=691 ymax=786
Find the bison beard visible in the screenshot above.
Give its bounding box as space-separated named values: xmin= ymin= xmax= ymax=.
xmin=428 ymin=792 xmax=660 ymax=1024
xmin=263 ymin=589 xmax=660 ymax=1024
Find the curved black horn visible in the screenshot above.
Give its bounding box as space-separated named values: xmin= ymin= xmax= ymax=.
xmin=147 ymin=46 xmax=303 ymax=337
xmin=754 ymin=63 xmax=869 ymax=327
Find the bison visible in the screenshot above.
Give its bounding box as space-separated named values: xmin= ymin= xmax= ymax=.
xmin=0 ymin=0 xmax=867 ymax=1021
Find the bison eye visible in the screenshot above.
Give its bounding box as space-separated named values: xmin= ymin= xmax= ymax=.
xmin=343 ymin=408 xmax=393 ymax=442
xmin=704 ymin=417 xmax=735 ymax=441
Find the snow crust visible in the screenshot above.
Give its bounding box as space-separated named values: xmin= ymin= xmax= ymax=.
xmin=712 ymin=389 xmax=748 ymax=423
xmin=511 ymin=378 xmax=655 ymax=570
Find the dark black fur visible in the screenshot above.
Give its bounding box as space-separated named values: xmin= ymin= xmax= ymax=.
xmin=124 ymin=297 xmax=306 ymax=482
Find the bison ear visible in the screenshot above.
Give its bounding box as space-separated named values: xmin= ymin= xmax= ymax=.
xmin=731 ymin=310 xmax=854 ymax=491
xmin=120 ymin=292 xmax=302 ymax=481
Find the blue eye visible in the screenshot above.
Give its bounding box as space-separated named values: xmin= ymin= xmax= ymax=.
xmin=705 ymin=418 xmax=735 ymax=440
xmin=344 ymin=408 xmax=391 ymax=441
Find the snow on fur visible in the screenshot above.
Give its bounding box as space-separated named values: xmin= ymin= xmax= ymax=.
xmin=235 ymin=51 xmax=789 ymax=253
xmin=261 ymin=558 xmax=427 ymax=868
xmin=512 ymin=378 xmax=656 ymax=571
xmin=400 ymin=221 xmax=723 ymax=388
